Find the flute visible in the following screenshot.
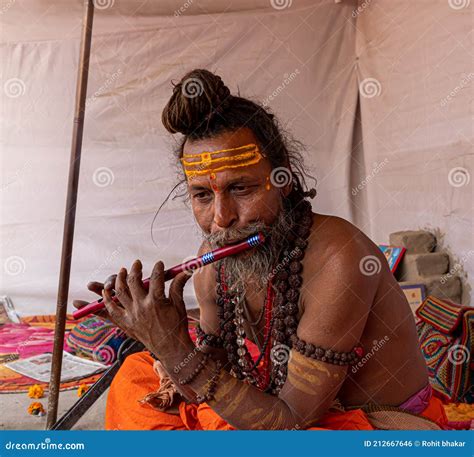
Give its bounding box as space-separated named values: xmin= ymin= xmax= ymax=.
xmin=72 ymin=232 xmax=265 ymax=320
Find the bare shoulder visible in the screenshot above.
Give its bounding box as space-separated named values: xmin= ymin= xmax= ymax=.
xmin=308 ymin=213 xmax=379 ymax=259
xmin=305 ymin=213 xmax=387 ymax=279
xmin=297 ymin=213 xmax=387 ymax=350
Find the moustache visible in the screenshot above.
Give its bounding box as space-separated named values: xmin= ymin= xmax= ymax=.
xmin=205 ymin=222 xmax=269 ymax=248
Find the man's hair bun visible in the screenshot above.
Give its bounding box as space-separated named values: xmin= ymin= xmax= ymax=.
xmin=162 ymin=69 xmax=232 ymax=136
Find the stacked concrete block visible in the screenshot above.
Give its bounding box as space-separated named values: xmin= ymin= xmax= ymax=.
xmin=390 ymin=231 xmax=436 ymax=254
xmin=389 ymin=230 xmax=462 ymax=304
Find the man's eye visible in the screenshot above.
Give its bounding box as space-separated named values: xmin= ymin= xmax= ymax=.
xmin=231 ymin=185 xmax=250 ymax=193
xmin=193 ymin=192 xmax=211 ymax=201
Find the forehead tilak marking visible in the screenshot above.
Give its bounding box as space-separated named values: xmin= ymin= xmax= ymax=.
xmin=181 ymin=143 xmax=265 ymax=179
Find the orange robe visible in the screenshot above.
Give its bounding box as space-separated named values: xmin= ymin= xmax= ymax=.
xmin=105 ymin=351 xmax=448 ymax=431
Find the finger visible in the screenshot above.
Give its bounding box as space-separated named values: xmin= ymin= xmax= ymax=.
xmin=169 ymin=271 xmax=192 ymax=306
xmin=115 ymin=267 xmax=133 ymax=307
xmin=72 ymin=300 xmax=90 ymax=309
xmin=127 ymin=259 xmax=147 ymax=300
xmin=149 ymin=261 xmax=165 ymax=299
xmin=87 ymin=281 xmax=104 ymax=296
xmin=104 ymin=274 xmax=117 ymax=290
xmin=102 ymin=288 xmax=126 ymax=323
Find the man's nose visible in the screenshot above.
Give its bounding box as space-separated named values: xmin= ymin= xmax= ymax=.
xmin=213 ymin=194 xmax=238 ymax=229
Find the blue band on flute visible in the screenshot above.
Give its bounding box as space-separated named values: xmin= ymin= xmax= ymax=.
xmin=201 ymin=252 xmax=215 ymax=264
xmin=247 ymin=234 xmax=261 ymax=247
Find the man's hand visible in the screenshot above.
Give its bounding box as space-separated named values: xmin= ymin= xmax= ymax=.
xmin=73 ymin=274 xmax=142 ymax=340
xmin=99 ymin=259 xmax=194 ymax=362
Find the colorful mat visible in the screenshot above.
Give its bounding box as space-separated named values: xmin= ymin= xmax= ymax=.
xmin=0 ymin=313 xmax=205 ymax=394
xmin=0 ymin=323 xmax=63 ymax=358
xmin=20 ymin=314 xmax=78 ymax=330
xmin=0 ymin=314 xmax=97 ymax=393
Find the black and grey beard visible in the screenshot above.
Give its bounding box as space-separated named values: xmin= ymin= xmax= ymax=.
xmin=203 ymin=204 xmax=296 ymax=294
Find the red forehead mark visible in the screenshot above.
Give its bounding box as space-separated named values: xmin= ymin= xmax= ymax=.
xmin=210 ymin=173 xmax=219 ymax=192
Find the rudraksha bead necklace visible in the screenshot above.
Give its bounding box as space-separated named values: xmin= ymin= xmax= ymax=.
xmin=213 ymin=198 xmax=364 ymax=395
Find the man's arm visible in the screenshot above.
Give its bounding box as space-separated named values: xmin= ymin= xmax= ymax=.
xmin=158 ymin=236 xmax=379 ymax=429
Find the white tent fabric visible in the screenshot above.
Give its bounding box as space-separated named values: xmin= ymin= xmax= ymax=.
xmin=0 ymin=0 xmax=472 ymax=315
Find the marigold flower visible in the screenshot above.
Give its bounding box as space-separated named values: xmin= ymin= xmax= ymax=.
xmin=27 ymin=401 xmax=46 ymax=416
xmin=28 ymin=384 xmax=44 ymax=399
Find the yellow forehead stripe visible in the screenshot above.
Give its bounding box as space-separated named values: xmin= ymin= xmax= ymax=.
xmin=181 ymin=143 xmax=264 ymax=179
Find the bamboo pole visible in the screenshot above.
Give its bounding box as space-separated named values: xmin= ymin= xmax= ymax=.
xmin=46 ymin=0 xmax=95 ymax=429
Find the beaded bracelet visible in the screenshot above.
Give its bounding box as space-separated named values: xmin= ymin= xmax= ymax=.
xmin=195 ymin=325 xmax=224 ymax=349
xmin=196 ymin=359 xmax=223 ymax=404
xmin=178 ymin=353 xmax=211 ymax=386
xmin=290 ymin=334 xmax=364 ymax=365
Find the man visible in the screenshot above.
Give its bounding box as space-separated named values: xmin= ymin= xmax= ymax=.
xmin=74 ymin=69 xmax=447 ymax=430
